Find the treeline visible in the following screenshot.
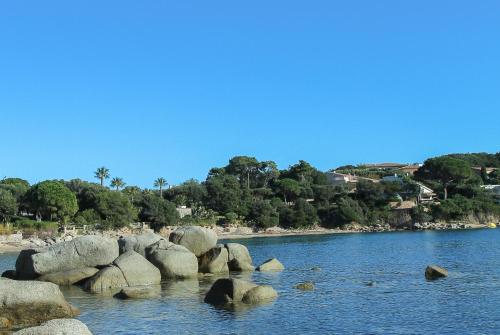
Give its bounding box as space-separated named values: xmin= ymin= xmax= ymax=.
xmin=0 ymin=153 xmax=499 ymax=231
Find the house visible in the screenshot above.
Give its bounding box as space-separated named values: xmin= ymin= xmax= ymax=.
xmin=176 ymin=206 xmax=193 ymax=218
xmin=472 ymin=167 xmax=498 ymax=175
xmin=397 ymin=164 xmax=421 ymax=176
xmin=481 ymin=185 xmax=500 ymax=203
xmin=417 ymin=183 xmax=437 ymax=203
xmin=361 ymin=163 xmax=407 ymax=170
xmin=325 ymin=172 xmax=358 ymax=186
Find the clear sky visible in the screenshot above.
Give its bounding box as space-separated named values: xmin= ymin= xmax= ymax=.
xmin=1 ymin=1 xmax=499 ymax=188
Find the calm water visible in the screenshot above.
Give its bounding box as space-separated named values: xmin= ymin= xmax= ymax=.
xmin=2 ymin=229 xmax=500 ymax=334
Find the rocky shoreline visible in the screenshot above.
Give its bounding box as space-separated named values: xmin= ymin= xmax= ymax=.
xmin=0 ymin=222 xmax=491 ymax=253
xmin=1 ymin=227 xmax=283 ymax=334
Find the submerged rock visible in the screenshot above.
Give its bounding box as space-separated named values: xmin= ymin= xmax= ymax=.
xmin=425 ymin=265 xmax=448 ymax=280
xmin=198 ymin=246 xmax=229 ymax=274
xmin=38 ymin=268 xmax=99 ymax=286
xmin=118 ymin=232 xmax=164 ymax=257
xmin=0 ymin=279 xmax=79 ymax=329
xmin=242 ymin=285 xmax=278 ymax=304
xmin=204 ymin=278 xmax=257 ymax=305
xmin=146 ymin=239 xmax=198 ymax=279
xmin=256 ymin=258 xmax=285 ymax=272
xmin=15 ymin=235 xmax=119 ymax=279
xmin=13 ymin=319 xmax=92 ymax=335
xmin=115 ymin=286 xmax=161 ymax=300
xmin=169 ymin=226 xmax=217 ymax=257
xmin=294 ymin=282 xmax=315 ymax=291
xmin=85 ymin=251 xmax=161 ymax=293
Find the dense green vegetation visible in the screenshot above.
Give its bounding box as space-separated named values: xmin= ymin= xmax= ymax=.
xmin=0 ymin=152 xmax=498 ymax=232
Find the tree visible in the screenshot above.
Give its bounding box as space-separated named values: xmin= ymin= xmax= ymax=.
xmin=0 ymin=178 xmax=30 ymax=201
xmin=415 ymin=157 xmax=472 ymax=200
xmin=138 ymin=194 xmax=179 ymax=230
xmin=274 ymin=178 xmax=301 ymax=203
xmin=94 ymin=190 xmax=137 ymax=228
xmin=94 ymin=167 xmax=110 ymax=186
xmin=226 ymin=156 xmax=260 ymax=189
xmin=204 ymin=174 xmax=242 ymax=214
xmin=0 ymin=189 xmax=17 ymax=222
xmin=247 ymin=199 xmax=279 ymax=228
xmin=25 ymin=181 xmax=78 ymax=222
xmin=154 ymin=177 xmax=168 ymax=197
xmin=110 ymin=177 xmax=125 ymax=191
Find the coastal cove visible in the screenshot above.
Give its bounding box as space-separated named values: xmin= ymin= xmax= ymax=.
xmin=2 ymin=229 xmax=500 ymax=334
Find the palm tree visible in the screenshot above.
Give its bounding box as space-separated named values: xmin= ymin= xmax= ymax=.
xmin=154 ymin=177 xmax=168 ymax=197
xmin=94 ymin=167 xmax=110 ymax=186
xmin=110 ymin=177 xmax=125 ymax=191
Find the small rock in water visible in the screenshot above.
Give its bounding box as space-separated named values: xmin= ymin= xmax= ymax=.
xmin=294 ymin=282 xmax=315 ymax=291
xmin=310 ymin=267 xmax=321 ymax=272
xmin=242 ymin=285 xmax=278 ymax=304
xmin=425 ymin=265 xmax=448 ymax=280
xmin=256 ymin=258 xmax=285 ymax=272
xmin=365 ymin=281 xmax=375 ymax=287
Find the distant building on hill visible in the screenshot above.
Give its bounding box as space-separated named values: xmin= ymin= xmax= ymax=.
xmin=176 ymin=206 xmax=192 ymax=218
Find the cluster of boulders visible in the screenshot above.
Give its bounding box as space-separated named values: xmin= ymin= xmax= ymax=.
xmin=1 ymin=226 xmax=284 ymax=333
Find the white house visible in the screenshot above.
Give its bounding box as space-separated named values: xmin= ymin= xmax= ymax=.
xmin=325 ymin=172 xmax=358 ymax=186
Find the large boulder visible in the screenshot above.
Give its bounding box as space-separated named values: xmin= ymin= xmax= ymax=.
xmin=256 ymin=258 xmax=284 ymax=272
xmin=118 ymin=232 xmax=163 ymax=257
xmin=204 ymin=278 xmax=257 ymax=305
xmin=225 ymin=243 xmax=253 ymax=271
xmin=226 ymin=243 xmax=252 ymax=264
xmin=16 ymin=236 xmax=119 ymax=279
xmin=228 ymin=258 xmax=255 ymax=272
xmin=146 ymin=239 xmax=198 ymax=279
xmin=242 ymin=285 xmax=278 ymax=304
xmin=85 ymin=251 xmax=161 ymax=293
xmin=38 ymin=268 xmax=99 ymax=286
xmin=198 ymin=246 xmax=229 ymax=274
xmin=13 ymin=319 xmax=92 ymax=335
xmin=169 ymin=226 xmax=217 ymax=256
xmin=425 ymin=265 xmax=448 ymax=280
xmin=0 ymin=279 xmax=79 ymax=329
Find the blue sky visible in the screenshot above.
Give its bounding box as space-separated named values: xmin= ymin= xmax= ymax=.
xmin=1 ymin=1 xmax=499 ymax=188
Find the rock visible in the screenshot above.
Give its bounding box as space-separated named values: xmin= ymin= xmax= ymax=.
xmin=294 ymin=281 xmax=315 ymax=291
xmin=228 ymin=258 xmax=255 ymax=272
xmin=425 ymin=265 xmax=448 ymax=280
xmin=256 ymin=258 xmax=285 ymax=272
xmin=0 ymin=280 xmax=79 ymax=329
xmin=85 ymin=251 xmax=161 ymax=293
xmin=38 ymin=268 xmax=99 ymax=286
xmin=16 ymin=235 xmax=119 ymax=279
xmin=115 ymin=286 xmax=161 ymax=300
xmin=242 ymin=285 xmax=278 ymax=304
xmin=225 ymin=243 xmax=252 ymax=263
xmin=146 ymin=239 xmax=198 ymax=279
xmin=311 ymin=267 xmax=321 ymax=272
xmin=204 ymin=278 xmax=257 ymax=305
xmin=1 ymin=269 xmax=18 ymax=279
xmin=118 ymin=232 xmax=164 ymax=257
xmin=169 ymin=226 xmax=217 ymax=256
xmin=198 ymin=246 xmax=229 ymax=274
xmin=13 ymin=319 xmax=92 ymax=335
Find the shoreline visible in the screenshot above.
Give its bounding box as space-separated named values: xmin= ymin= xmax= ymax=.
xmin=0 ymin=224 xmax=491 ymax=253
